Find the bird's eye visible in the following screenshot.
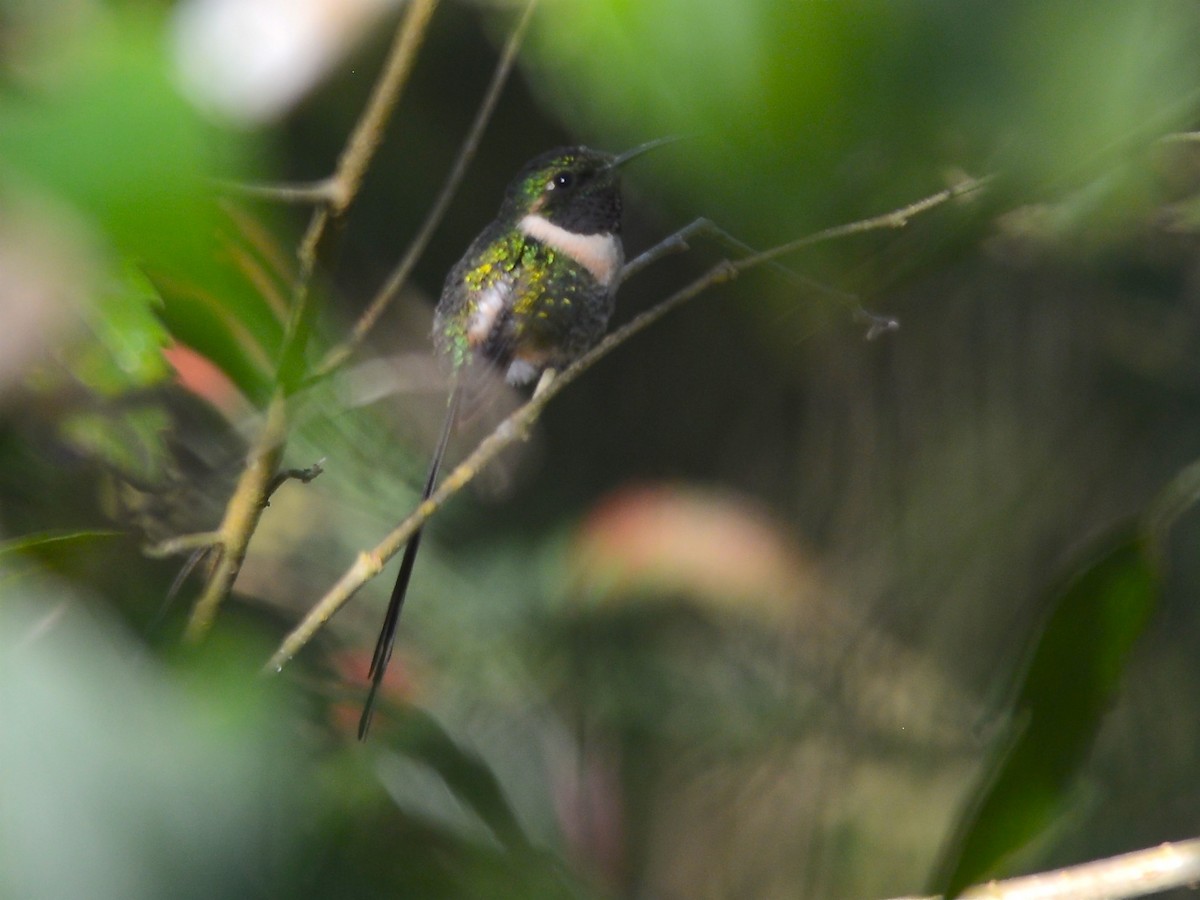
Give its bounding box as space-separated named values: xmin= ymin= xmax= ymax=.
xmin=550 ymin=171 xmax=574 ymax=190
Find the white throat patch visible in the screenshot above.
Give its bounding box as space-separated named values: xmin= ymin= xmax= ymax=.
xmin=519 ymin=214 xmax=622 ymax=287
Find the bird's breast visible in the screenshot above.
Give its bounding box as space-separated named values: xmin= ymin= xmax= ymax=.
xmin=518 ymin=214 xmax=623 ymax=287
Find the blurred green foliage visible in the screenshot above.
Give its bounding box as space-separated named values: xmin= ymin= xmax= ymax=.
xmin=2 ymin=0 xmax=1200 ymax=898
xmin=934 ymin=533 xmax=1159 ymax=896
xmin=0 ymin=566 xmax=302 ymax=900
xmin=528 ymin=0 xmax=1200 ymax=248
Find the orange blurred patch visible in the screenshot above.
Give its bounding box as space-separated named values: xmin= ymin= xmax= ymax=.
xmin=571 ymin=483 xmax=821 ymax=625
xmin=328 ymin=646 xmax=423 ymax=737
xmin=163 ymin=342 xmax=243 ymax=414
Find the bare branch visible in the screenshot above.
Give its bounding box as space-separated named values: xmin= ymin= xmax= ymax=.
xmin=886 ymin=837 xmax=1200 ymax=900
xmin=1157 ymin=130 xmax=1200 ymax=144
xmin=313 ymin=0 xmax=541 ymax=380
xmin=213 ymin=178 xmax=339 ymax=205
xmin=739 ymin=172 xmax=992 ymax=274
xmin=267 ymin=459 xmax=326 ymax=501
xmin=325 ymin=0 xmax=440 ymax=219
xmin=179 ymin=0 xmax=440 ymax=642
xmin=266 ymin=173 xmax=984 ymax=669
xmin=183 ymin=396 xmax=287 ymax=642
xmin=145 ymin=531 xmax=224 ymax=559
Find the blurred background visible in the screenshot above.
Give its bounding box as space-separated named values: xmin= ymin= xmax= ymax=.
xmin=3 ymin=0 xmax=1200 ymax=897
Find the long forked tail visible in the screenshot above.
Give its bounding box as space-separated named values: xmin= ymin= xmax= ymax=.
xmin=359 ymin=385 xmax=463 ymax=739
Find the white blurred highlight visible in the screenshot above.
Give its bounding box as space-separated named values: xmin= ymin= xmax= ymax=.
xmin=172 ymin=0 xmax=400 ymax=124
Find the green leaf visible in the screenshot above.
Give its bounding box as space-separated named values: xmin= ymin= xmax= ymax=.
xmin=371 ymin=704 xmax=535 ymax=855
xmin=148 ymin=269 xmax=276 ymax=406
xmin=0 ymin=8 xmax=280 ymax=405
xmin=934 ymin=531 xmax=1158 ymax=897
xmin=0 ymin=529 xmax=124 ymax=558
xmin=0 ymin=530 xmax=124 ymax=597
xmin=59 ymin=406 xmax=173 ymax=484
xmin=528 ymin=1 xmax=1200 ymax=251
xmin=0 ymin=585 xmax=306 ymax=900
xmin=0 ymin=13 xmax=227 ymax=277
xmin=63 ymin=264 xmax=172 ymax=396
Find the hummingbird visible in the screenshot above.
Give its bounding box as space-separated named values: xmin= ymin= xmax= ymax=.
xmin=359 ymin=140 xmax=671 ymax=738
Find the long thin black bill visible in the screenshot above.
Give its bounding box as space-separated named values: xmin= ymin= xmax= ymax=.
xmin=609 ymin=134 xmax=686 ymax=169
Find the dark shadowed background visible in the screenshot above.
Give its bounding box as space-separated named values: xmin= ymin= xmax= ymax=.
xmin=2 ymin=1 xmax=1200 ymax=897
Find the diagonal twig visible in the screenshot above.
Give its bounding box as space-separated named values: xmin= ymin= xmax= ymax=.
xmin=885 ymin=836 xmax=1200 ymax=900
xmin=213 ymin=178 xmax=338 ymax=205
xmin=739 ymin=173 xmax=994 ymax=274
xmin=312 ymin=0 xmax=542 ymax=381
xmin=175 ymin=0 xmax=441 ymax=643
xmin=265 ymin=171 xmax=989 ymax=670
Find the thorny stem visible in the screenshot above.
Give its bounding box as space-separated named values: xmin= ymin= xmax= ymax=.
xmin=265 ymin=172 xmax=987 ymax=670
xmin=177 ymin=0 xmax=441 ymax=642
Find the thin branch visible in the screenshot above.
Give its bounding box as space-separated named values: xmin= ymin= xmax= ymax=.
xmin=266 ymin=173 xmax=984 ymax=670
xmin=326 ymin=0 xmax=440 ymax=218
xmin=739 ymin=172 xmax=992 ymax=273
xmin=178 ymin=0 xmax=440 ymax=642
xmin=267 ymin=460 xmax=326 ymax=501
xmin=146 ymin=531 xmax=224 ymax=558
xmin=183 ymin=396 xmax=287 ymax=642
xmin=621 ymin=216 xmax=895 ymax=334
xmin=1157 ymin=130 xmax=1200 ymax=144
xmin=313 ymin=0 xmax=541 ymax=381
xmin=622 ymin=216 xmax=852 ymax=303
xmin=886 ymin=837 xmax=1200 ymax=900
xmin=283 ymin=0 xmax=440 ymax=374
xmin=265 ymin=263 xmax=732 ymax=670
xmin=214 ymin=178 xmax=339 ymax=205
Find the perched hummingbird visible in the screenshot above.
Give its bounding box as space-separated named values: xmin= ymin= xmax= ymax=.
xmin=359 ymin=141 xmax=668 ymax=738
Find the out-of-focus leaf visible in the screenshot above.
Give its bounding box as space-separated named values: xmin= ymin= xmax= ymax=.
xmin=371 ymin=703 xmax=536 ymax=855
xmin=318 ymin=703 xmax=581 ymax=899
xmin=1148 ymin=457 xmax=1200 ymax=545
xmin=1162 ymin=194 xmax=1200 ymax=232
xmin=59 ymin=406 xmax=173 ymax=485
xmin=0 ymin=579 xmax=307 ymax=900
xmin=149 ymin=270 xmax=276 ymax=405
xmin=934 ymin=531 xmax=1158 ymax=897
xmin=0 ymin=13 xmax=227 ymax=280
xmin=0 ymin=530 xmax=125 ymax=598
xmin=144 ymin=203 xmax=295 ymax=406
xmin=70 ymin=265 xmax=173 ymax=395
xmin=299 ymin=790 xmax=580 ymax=900
xmin=0 ymin=8 xmax=282 ymax=404
xmin=528 ymin=1 xmax=1200 ymax=278
xmin=0 ymin=530 xmax=124 ymax=568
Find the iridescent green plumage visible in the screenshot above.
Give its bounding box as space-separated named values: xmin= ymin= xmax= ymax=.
xmin=433 ymin=146 xmax=625 ymax=383
xmin=437 ymin=222 xmax=619 ymax=380
xmin=360 ymin=145 xmax=630 ymax=739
